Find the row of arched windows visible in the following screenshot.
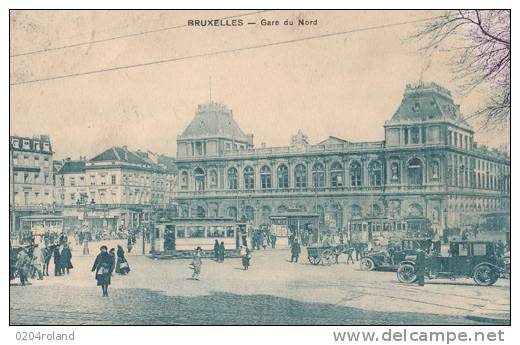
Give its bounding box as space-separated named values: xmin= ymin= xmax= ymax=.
xmin=180 ymin=158 xmax=430 ymax=191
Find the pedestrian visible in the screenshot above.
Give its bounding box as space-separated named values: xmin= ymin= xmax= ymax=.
xmin=15 ymin=248 xmax=32 ymax=286
xmin=240 ymin=246 xmax=251 ymax=270
xmin=42 ymin=245 xmax=53 ymax=276
xmin=262 ymin=234 xmax=268 ymax=250
xmin=213 ymin=239 xmax=220 ymax=261
xmin=270 ymin=233 xmax=277 ymax=249
xmin=346 ymin=246 xmax=355 ymax=264
xmin=290 ymin=239 xmax=301 ymax=263
xmin=109 ymin=248 xmax=116 ymax=275
xmin=60 ymin=243 xmax=73 ymax=275
xmin=91 ymin=245 xmax=113 ymax=297
xmin=127 ymin=236 xmax=133 ymax=254
xmin=496 ymin=240 xmax=505 ymax=257
xmin=416 ymin=248 xmax=426 ymax=287
xmin=116 ymin=245 xmax=130 ymax=275
xmin=53 ymin=245 xmax=62 ymax=276
xmin=218 ymin=241 xmax=225 ymax=263
xmin=190 ymin=247 xmax=202 ymax=280
xmin=240 ymin=245 xmax=247 ymax=270
xmin=31 ymin=244 xmax=44 ymax=280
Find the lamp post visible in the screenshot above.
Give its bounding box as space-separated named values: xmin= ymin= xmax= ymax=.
xmin=82 ymin=199 xmax=95 ymax=255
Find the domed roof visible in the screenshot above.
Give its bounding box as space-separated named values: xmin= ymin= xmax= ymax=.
xmin=178 ymin=102 xmax=249 ymax=140
xmin=387 ymin=82 xmax=471 ymax=130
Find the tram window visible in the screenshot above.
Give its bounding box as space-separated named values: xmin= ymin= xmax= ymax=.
xmin=207 ymin=226 xmax=225 ymax=238
xmin=176 ymin=226 xmax=185 ymax=238
xmin=226 ymin=226 xmax=235 ymax=238
xmin=187 ymin=226 xmax=205 ymax=238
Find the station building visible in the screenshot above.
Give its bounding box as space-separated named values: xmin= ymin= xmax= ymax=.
xmin=173 ymin=82 xmax=511 ymax=234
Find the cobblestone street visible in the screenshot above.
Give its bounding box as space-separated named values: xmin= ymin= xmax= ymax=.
xmin=10 ymin=241 xmax=510 ymax=325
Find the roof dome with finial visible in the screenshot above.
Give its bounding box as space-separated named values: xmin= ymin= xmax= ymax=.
xmin=178 ymin=101 xmax=249 ymax=140
xmin=386 ymin=82 xmax=472 ymax=131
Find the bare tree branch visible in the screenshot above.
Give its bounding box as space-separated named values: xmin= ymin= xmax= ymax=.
xmin=410 ymin=10 xmax=510 ymax=129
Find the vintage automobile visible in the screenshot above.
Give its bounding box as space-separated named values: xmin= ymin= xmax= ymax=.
xmin=359 ymin=237 xmax=432 ymax=271
xmin=396 ymin=240 xmax=505 ymax=286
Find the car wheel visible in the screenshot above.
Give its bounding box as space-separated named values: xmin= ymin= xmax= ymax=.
xmin=360 ymin=257 xmax=375 ymax=271
xmin=473 ymin=265 xmax=498 ymax=286
xmin=397 ymin=263 xmax=417 ymax=283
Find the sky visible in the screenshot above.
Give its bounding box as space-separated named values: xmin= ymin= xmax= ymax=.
xmin=9 ymin=10 xmax=510 ymax=159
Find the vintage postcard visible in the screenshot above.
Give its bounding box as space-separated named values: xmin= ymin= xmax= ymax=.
xmin=9 ymin=9 xmax=510 ymax=328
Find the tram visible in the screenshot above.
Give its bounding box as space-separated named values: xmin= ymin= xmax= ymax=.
xmin=19 ymin=214 xmax=64 ymax=245
xmin=348 ymin=216 xmax=433 ymax=245
xmin=153 ymin=217 xmax=239 ymax=252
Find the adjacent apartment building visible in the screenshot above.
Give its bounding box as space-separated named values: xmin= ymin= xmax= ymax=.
xmin=9 ymin=135 xmax=55 ymax=233
xmin=54 ymin=146 xmax=177 ymax=232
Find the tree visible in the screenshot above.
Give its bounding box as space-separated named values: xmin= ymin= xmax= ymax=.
xmin=413 ymin=10 xmax=510 ymax=129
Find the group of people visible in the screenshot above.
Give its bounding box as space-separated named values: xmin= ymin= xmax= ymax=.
xmin=91 ymin=244 xmax=131 ymax=297
xmin=213 ymin=240 xmax=226 ymax=263
xmin=11 ymin=239 xmax=74 ymax=286
xmin=251 ymin=229 xmax=277 ymax=250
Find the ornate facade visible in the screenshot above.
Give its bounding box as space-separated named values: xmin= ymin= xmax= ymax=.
xmin=176 ymin=83 xmax=510 ymax=232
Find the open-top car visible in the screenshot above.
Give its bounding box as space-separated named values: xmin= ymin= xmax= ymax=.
xmin=396 ymin=240 xmax=505 ymax=286
xmin=360 ymin=237 xmax=432 ymax=271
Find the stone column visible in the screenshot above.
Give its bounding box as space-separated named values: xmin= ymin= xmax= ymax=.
xmin=306 ymin=159 xmax=313 ymax=188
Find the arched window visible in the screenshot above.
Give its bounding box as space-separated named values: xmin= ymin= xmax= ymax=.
xmin=330 ymin=162 xmax=343 ymax=187
xmin=408 ymin=158 xmax=423 ymax=185
xmin=277 ymin=205 xmax=288 ymax=213
xmin=195 ymin=206 xmax=206 ymax=218
xmin=227 ymin=206 xmax=237 ymax=220
xmin=260 ymin=165 xmax=272 ymax=189
xmin=244 ymin=166 xmax=255 ymax=190
xmin=371 ymin=204 xmax=382 ymax=216
xmin=227 ymin=167 xmax=238 ymax=190
xmin=351 ymin=204 xmax=362 ymax=218
xmin=368 ymin=161 xmax=382 ymax=186
xmin=244 ymin=206 xmax=255 ymax=222
xmin=408 ymin=203 xmax=423 ymax=217
xmin=209 ymin=169 xmax=218 ymax=189
xmin=390 ymin=162 xmax=400 ymax=182
xmin=350 ymin=161 xmax=362 ymax=186
xmin=180 ymin=171 xmax=189 ymax=190
xmin=261 ymin=205 xmax=272 ymax=219
xmin=312 ymin=163 xmax=325 ymax=188
xmin=194 ymin=167 xmax=205 ymax=191
xmin=277 ymin=164 xmax=289 ymax=189
xmin=294 ymin=164 xmax=307 ymax=188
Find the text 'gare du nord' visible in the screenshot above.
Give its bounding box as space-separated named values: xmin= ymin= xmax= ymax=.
xmin=9 ymin=81 xmax=510 ymax=248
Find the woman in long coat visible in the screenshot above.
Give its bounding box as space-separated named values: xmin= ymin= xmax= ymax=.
xmin=218 ymin=241 xmax=225 ymax=263
xmin=52 ymin=245 xmax=62 ymax=276
xmin=60 ymin=243 xmax=73 ymax=275
xmin=115 ymin=245 xmax=130 ymax=274
xmin=91 ymin=245 xmax=113 ymax=297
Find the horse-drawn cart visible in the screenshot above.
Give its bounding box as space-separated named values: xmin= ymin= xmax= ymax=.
xmin=306 ymin=246 xmax=335 ymax=265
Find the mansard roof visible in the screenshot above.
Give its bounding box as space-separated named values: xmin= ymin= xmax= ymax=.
xmin=387 ymin=82 xmax=472 ymax=131
xmin=178 ymin=102 xmax=249 ymax=141
xmin=90 ymin=146 xmax=151 ymax=165
xmin=57 ymin=160 xmax=86 ymax=174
